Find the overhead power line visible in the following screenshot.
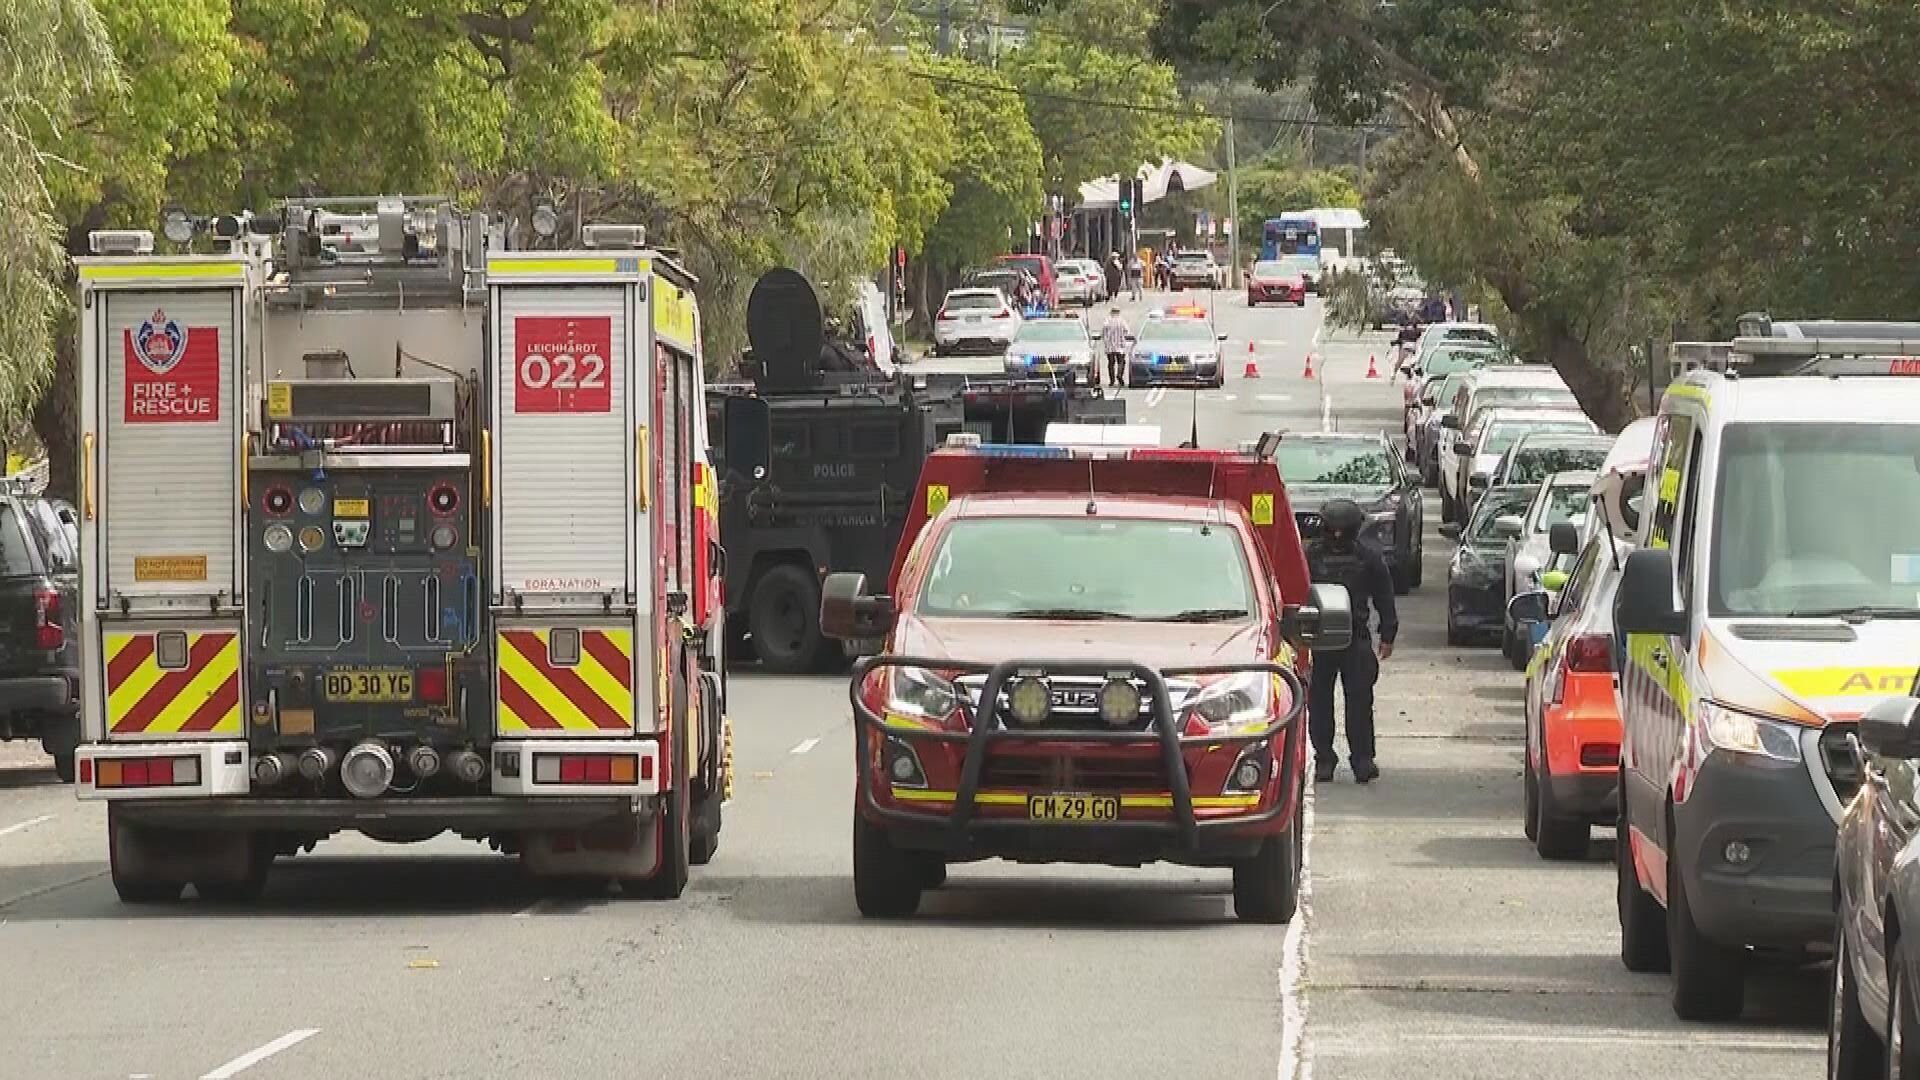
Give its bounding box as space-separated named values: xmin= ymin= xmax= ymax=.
xmin=906 ymin=68 xmax=1402 ymax=131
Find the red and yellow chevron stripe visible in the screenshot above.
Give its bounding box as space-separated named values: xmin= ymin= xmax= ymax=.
xmin=497 ymin=628 xmax=635 ymax=734
xmin=105 ymin=631 xmax=242 ymax=737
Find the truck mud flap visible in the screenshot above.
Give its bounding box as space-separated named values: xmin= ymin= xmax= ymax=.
xmin=848 ymin=656 xmax=1307 ymax=853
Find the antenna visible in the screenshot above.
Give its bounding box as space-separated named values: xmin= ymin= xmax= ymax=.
xmin=1184 ymin=388 xmax=1200 ymax=449
xmin=1085 ymin=459 xmax=1098 ymax=515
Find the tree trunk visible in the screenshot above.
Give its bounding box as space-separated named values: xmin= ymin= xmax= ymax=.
xmin=1539 ymin=320 xmax=1641 ymax=434
xmin=32 ymin=326 xmax=78 ymax=502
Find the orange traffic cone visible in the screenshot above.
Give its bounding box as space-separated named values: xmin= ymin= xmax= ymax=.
xmin=1366 ymin=354 xmax=1380 ymax=379
xmin=1302 ymin=352 xmax=1315 ymax=379
xmin=1243 ymin=341 xmax=1260 ymax=379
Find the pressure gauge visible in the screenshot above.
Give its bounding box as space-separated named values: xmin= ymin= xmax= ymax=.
xmin=298 ymin=487 xmax=326 ymax=515
xmin=262 ymin=524 xmax=294 ymax=554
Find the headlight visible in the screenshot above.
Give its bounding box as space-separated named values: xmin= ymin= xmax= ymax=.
xmin=1186 ymin=672 xmax=1275 ymax=732
xmin=1699 ymin=700 xmax=1803 ymax=763
xmin=887 ymin=666 xmax=961 ymax=723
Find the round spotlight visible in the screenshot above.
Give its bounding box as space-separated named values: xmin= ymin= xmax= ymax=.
xmin=428 ymin=484 xmax=460 ymax=516
xmin=531 ymin=202 xmax=560 ymax=239
xmin=1724 ymin=841 xmax=1751 ymax=866
xmin=298 ymin=525 xmax=326 ymax=553
xmin=430 ymin=525 xmax=457 ymax=551
xmin=162 ymin=208 xmax=196 ymax=246
xmin=1098 ymin=678 xmax=1141 ymax=727
xmin=263 ymin=486 xmax=293 ymax=516
xmin=1232 ymin=759 xmax=1264 ymax=791
xmin=298 ymin=487 xmax=326 ymax=515
xmin=1007 ymin=677 xmax=1051 ymax=727
xmin=890 ymin=753 xmax=917 ymax=782
xmin=340 ymin=740 xmax=396 ymax=799
xmin=263 ymin=524 xmax=294 ymax=554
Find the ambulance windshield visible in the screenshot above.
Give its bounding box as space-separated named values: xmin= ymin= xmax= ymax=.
xmin=1712 ymin=422 xmax=1920 ymax=617
xmin=917 ymin=516 xmax=1255 ymax=621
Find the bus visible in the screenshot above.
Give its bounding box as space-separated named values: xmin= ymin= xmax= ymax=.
xmin=1262 ymin=215 xmax=1321 ymax=260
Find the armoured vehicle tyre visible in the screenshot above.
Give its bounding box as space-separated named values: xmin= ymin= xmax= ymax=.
xmin=1667 ymin=820 xmax=1745 ymax=1021
xmin=853 ymin=813 xmax=922 ymax=918
xmin=1616 ymin=781 xmax=1671 ymax=973
xmin=52 ymin=751 xmax=74 ymax=784
xmin=1531 ymin=762 xmax=1590 ymax=860
xmin=1829 ymin=921 xmax=1885 ymax=1079
xmin=108 ymin=808 xmax=184 ymax=904
xmin=748 ymin=563 xmax=834 ymax=675
xmin=1234 ymin=780 xmax=1303 ymax=924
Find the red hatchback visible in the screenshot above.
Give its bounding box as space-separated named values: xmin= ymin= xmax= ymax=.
xmin=820 ymin=438 xmax=1355 ymax=923
xmin=996 ymin=253 xmax=1059 ymax=308
xmin=1247 ymin=259 xmax=1307 ymax=307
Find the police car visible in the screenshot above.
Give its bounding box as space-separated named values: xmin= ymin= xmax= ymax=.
xmin=1003 ymin=313 xmax=1098 ymax=386
xmin=1128 ymin=315 xmax=1228 ymax=388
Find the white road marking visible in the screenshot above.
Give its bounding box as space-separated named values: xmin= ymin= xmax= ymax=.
xmin=789 ymin=737 xmax=820 ymax=755
xmin=200 ymin=1029 xmax=321 ymax=1079
xmin=1257 ymin=394 xmax=1293 ymax=403
xmin=0 ymin=814 xmax=53 ymax=839
xmin=1320 ymin=392 xmax=1333 ymax=432
xmin=1278 ymin=780 xmax=1317 ymax=1080
xmin=1315 ymin=1031 xmax=1820 ymax=1056
xmin=1145 ymin=387 xmax=1168 ymax=409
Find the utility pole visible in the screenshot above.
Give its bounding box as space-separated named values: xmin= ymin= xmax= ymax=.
xmin=1305 ymin=105 xmax=1316 ymax=170
xmin=1359 ymin=127 xmax=1369 ymax=189
xmin=1226 ymin=114 xmax=1241 ymax=289
xmin=936 ymin=0 xmax=951 ymax=56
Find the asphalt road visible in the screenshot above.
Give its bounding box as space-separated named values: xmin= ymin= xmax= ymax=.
xmin=0 ymin=287 xmax=1824 ymax=1080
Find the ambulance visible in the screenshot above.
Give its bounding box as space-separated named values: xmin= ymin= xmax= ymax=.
xmin=1615 ymin=315 xmax=1920 ymax=1019
xmin=70 ymin=197 xmax=728 ymax=902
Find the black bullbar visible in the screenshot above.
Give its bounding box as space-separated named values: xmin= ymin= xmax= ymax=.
xmin=848 ymin=655 xmax=1308 ymax=854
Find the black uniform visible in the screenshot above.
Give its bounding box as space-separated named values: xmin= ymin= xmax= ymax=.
xmin=1306 ymin=530 xmax=1398 ymax=777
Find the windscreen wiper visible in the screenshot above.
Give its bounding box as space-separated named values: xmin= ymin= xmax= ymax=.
xmin=1158 ymin=608 xmax=1250 ymax=623
xmin=1003 ymin=608 xmax=1135 ymax=621
xmin=1782 ymin=605 xmax=1920 ymax=622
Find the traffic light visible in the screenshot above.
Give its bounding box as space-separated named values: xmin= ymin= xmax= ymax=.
xmin=1131 ymin=177 xmax=1145 ymax=215
xmin=1118 ymin=186 xmax=1132 ymax=215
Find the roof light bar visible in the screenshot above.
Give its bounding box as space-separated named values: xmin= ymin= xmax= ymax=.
xmin=969 ymin=443 xmax=1074 ymax=460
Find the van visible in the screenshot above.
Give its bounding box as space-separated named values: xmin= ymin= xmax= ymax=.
xmin=1614 ymin=316 xmax=1920 ymax=1021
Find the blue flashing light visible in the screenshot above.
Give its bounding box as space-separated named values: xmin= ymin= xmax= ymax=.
xmin=972 ymin=443 xmax=1073 ymax=460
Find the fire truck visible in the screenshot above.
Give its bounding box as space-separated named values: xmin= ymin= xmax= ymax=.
xmin=70 ymin=196 xmax=729 ymax=903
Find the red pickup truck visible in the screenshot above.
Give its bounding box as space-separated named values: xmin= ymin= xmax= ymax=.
xmin=819 ymin=435 xmax=1353 ymax=922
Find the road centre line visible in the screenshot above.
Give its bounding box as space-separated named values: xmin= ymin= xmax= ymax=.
xmin=200 ymin=1029 xmax=321 ymax=1079
xmin=1145 ymin=387 xmax=1168 ymax=408
xmin=0 ymin=814 xmax=53 ymax=839
xmin=1277 ymin=782 xmax=1317 ymax=1080
xmin=790 ymin=737 xmax=820 ymax=755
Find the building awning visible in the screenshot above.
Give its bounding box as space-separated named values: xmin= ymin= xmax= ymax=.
xmin=1076 ymin=160 xmax=1218 ymax=211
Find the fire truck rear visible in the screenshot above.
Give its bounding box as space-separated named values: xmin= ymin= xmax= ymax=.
xmin=71 ymin=198 xmax=727 ymax=902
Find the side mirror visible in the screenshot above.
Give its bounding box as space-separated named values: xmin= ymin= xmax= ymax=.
xmin=1548 ymin=521 xmax=1581 ymax=556
xmin=1441 ymin=414 xmax=1461 ymax=430
xmin=1453 ymin=441 xmax=1474 ymax=457
xmin=1217 ymin=333 xmax=1229 ymax=342
xmin=722 ymin=395 xmax=772 ymax=481
xmin=1507 ymin=590 xmax=1549 ymax=626
xmin=1860 ymin=696 xmax=1920 ymax=759
xmin=1282 ymin=584 xmax=1354 ymax=653
xmin=1493 ymin=514 xmax=1524 ymax=538
xmin=1469 ymin=474 xmax=1489 ymax=491
xmin=1438 ymin=522 xmax=1463 ymax=542
xmin=819 ymin=572 xmax=896 ymax=640
xmin=1615 ymin=547 xmax=1687 ymax=636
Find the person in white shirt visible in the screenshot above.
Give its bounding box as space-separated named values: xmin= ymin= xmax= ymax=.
xmin=1099 ymin=309 xmax=1131 ymax=388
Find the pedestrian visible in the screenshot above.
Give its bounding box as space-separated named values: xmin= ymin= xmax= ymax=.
xmin=1100 ymin=307 xmax=1131 ymax=388
xmin=1127 ymin=251 xmax=1144 ymax=301
xmin=1305 ymin=498 xmax=1398 ymax=784
xmin=1105 ymin=253 xmax=1124 ymax=301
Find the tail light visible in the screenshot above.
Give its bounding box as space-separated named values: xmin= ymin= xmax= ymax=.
xmin=418 ymin=666 xmax=448 ymax=704
xmin=1566 ymin=633 xmax=1613 ymax=673
xmin=34 ymin=588 xmax=62 ymax=651
xmin=936 ymin=307 xmax=951 ymax=321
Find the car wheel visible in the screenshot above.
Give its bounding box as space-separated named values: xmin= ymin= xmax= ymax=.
xmin=1410 ymin=548 xmax=1424 ymax=589
xmin=747 ymin=563 xmax=833 ymax=675
xmin=1234 ymin=780 xmax=1303 ymax=924
xmin=1617 ymin=780 xmax=1671 ymax=973
xmin=1889 ymin=939 xmax=1920 ymax=1079
xmin=1446 ymin=610 xmax=1469 ymax=647
xmin=1533 ymin=758 xmax=1591 ymax=860
xmin=1509 ymin=625 xmax=1531 ymax=672
xmin=853 ymin=810 xmax=923 ymax=918
xmin=1392 ymin=561 xmax=1412 ymax=596
xmin=1829 ymin=918 xmax=1886 ymax=1080
xmin=1439 ymin=488 xmax=1456 ymax=524
xmin=1523 ymin=755 xmax=1541 ymax=843
xmin=1424 ymin=455 xmax=1441 ymax=488
xmin=1667 ymin=817 xmax=1746 ymax=1021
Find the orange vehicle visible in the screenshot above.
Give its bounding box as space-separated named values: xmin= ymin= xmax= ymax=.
xmin=813 ymin=432 xmax=1354 ymax=922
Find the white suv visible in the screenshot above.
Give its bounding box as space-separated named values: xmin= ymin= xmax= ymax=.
xmin=933 ymin=288 xmax=1022 ymax=356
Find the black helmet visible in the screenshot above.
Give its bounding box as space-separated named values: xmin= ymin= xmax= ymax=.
xmin=1321 ymin=498 xmax=1365 ymax=536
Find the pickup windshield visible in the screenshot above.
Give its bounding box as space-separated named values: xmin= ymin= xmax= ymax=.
xmin=1712 ymin=422 xmax=1920 ymax=617
xmin=1276 ymin=441 xmax=1395 ymax=486
xmin=0 ymin=503 xmax=37 ymax=577
xmin=917 ymin=516 xmax=1256 ymax=621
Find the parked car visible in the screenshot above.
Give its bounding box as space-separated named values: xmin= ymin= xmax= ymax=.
xmin=933 ymin=287 xmax=1023 ymax=356
xmin=1274 ymin=432 xmax=1424 ymax=593
xmin=1499 ymin=469 xmax=1597 ymax=668
xmin=0 ymin=492 xmax=80 ymax=781
xmin=1416 ymin=371 xmax=1478 ymax=486
xmin=1004 ymin=313 xmax=1098 ymax=386
xmin=1054 ymin=258 xmax=1107 ymax=305
xmin=961 ymin=267 xmax=1036 ymax=310
xmin=1442 ymin=484 xmax=1533 ymax=646
xmin=1168 ymin=250 xmax=1225 ymax=290
xmin=1416 ymin=320 xmax=1502 ymax=355
xmin=1516 ymin=518 xmax=1632 ymax=859
xmin=995 ymin=253 xmax=1059 ymax=308
xmin=1488 ymin=431 xmax=1614 ymax=491
xmin=1403 ymin=344 xmax=1508 ymax=433
xmin=1247 ymin=259 xmax=1307 ymax=307
xmin=1443 ymin=405 xmax=1596 ymax=524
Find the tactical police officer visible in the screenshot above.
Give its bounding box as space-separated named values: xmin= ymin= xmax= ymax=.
xmin=1306 ymin=498 xmax=1398 ymax=783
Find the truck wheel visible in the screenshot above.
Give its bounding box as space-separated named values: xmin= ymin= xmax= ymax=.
xmin=1616 ymin=783 xmax=1670 ymax=973
xmin=637 ymin=686 xmax=693 ymax=899
xmin=1234 ymin=781 xmax=1303 ymax=924
xmin=198 ymin=845 xmax=273 ymax=904
xmin=1829 ymin=921 xmax=1885 ymax=1079
xmin=748 ymin=563 xmax=831 ymax=675
xmin=108 ymin=807 xmax=184 ymax=904
xmin=1532 ymin=767 xmax=1590 ymax=860
xmin=690 ymin=678 xmax=723 ymax=866
xmin=1668 ymin=845 xmax=1745 ymax=1021
xmin=51 ymin=751 xmax=75 ymax=784
xmin=853 ymin=812 xmax=922 ymax=918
